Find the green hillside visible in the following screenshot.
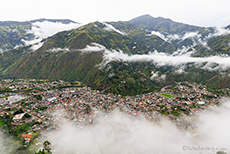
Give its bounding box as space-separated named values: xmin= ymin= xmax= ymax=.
xmin=107 ymin=21 xmax=176 ymax=53
xmin=0 ymin=21 xmax=32 ymax=51
xmin=1 ymin=22 xmax=152 ymax=95
xmin=193 ymin=34 xmax=230 ymax=57
xmin=0 ymin=19 xmax=77 ymax=52
xmin=0 ymin=16 xmax=229 ymax=95
xmin=38 ymin=21 xmax=148 ymax=54
xmin=129 ymin=14 xmax=213 ymax=35
xmin=109 ymin=15 xmax=215 ymax=49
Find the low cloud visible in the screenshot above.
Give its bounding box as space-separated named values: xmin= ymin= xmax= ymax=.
xmin=23 ymin=21 xmax=80 ymax=51
xmin=44 ymin=43 xmax=105 ymax=53
xmin=103 ymin=23 xmax=126 ymax=35
xmin=46 ymin=111 xmax=191 ymax=154
xmin=148 ymin=31 xmax=201 ymax=43
xmin=150 ymin=71 xmax=166 ymax=81
xmin=44 ymin=100 xmax=230 ymax=154
xmin=28 ymin=21 xmax=80 ymax=40
xmin=209 ymin=27 xmax=230 ymax=37
xmin=46 ymin=48 xmax=70 ymax=53
xmin=194 ymin=101 xmax=230 ymax=150
xmin=148 ymin=28 xmax=230 ymax=49
xmin=79 ymin=43 xmax=106 ymax=52
xmin=100 ymin=48 xmax=230 ymax=71
xmin=0 ymin=131 xmax=19 ymax=154
xmin=175 ymin=66 xmax=186 ymax=74
xmin=182 ymin=32 xmax=201 ymax=40
xmin=147 ymin=31 xmax=167 ymax=41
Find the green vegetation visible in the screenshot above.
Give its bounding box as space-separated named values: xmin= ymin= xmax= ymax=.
xmin=171 ymin=110 xmax=181 ymax=117
xmin=0 ymin=121 xmax=5 ymax=126
xmin=0 ymin=21 xmax=32 ymax=51
xmin=0 ymin=87 xmax=12 ymax=92
xmin=0 ymin=15 xmax=229 ymax=96
xmin=33 ymin=95 xmax=42 ymax=100
xmin=0 ymin=16 xmax=228 ymax=154
xmin=194 ymin=34 xmax=230 ymax=57
xmin=13 ymin=123 xmax=30 ymax=136
xmin=108 ymin=21 xmax=175 ymax=53
xmin=160 ymin=93 xmax=174 ymax=98
xmin=35 ymin=140 xmax=52 ymax=154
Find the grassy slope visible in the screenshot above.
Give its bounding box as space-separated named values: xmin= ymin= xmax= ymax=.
xmin=108 ymin=21 xmax=176 ymax=53
xmin=1 ymin=20 xmax=230 ymax=96
xmin=0 ymin=22 xmax=32 ymax=50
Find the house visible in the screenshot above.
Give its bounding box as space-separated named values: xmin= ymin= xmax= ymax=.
xmin=197 ymin=101 xmax=205 ymax=105
xmin=12 ymin=113 xmax=26 ymax=122
xmin=47 ymin=97 xmax=57 ymax=102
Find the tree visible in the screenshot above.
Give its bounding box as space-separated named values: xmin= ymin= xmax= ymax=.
xmin=14 ymin=108 xmax=24 ymax=115
xmin=33 ymin=94 xmax=42 ymax=100
xmin=35 ymin=140 xmax=52 ymax=154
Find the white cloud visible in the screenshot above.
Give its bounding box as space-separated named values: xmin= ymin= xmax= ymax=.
xmin=166 ymin=34 xmax=181 ymax=41
xmin=0 ymin=131 xmax=19 ymax=154
xmin=23 ymin=21 xmax=80 ymax=51
xmin=46 ymin=48 xmax=70 ymax=53
xmin=175 ymin=66 xmax=186 ymax=74
xmin=30 ymin=42 xmax=44 ymax=51
xmin=148 ymin=31 xmax=203 ymax=47
xmin=149 ymin=31 xmax=202 ymax=43
xmin=147 ymin=31 xmax=167 ymax=41
xmin=150 ymin=71 xmax=166 ymax=81
xmin=44 ymin=43 xmax=105 ymax=53
xmin=149 ymin=29 xmax=230 ymax=49
xmin=182 ymin=32 xmax=201 ymax=40
xmin=100 ymin=47 xmax=230 ymax=71
xmin=43 ymin=100 xmax=230 ymax=154
xmin=103 ymin=23 xmax=126 ymax=35
xmin=28 ymin=21 xmax=80 ymax=40
xmin=207 ymin=27 xmax=230 ymax=39
xmin=46 ymin=111 xmax=192 ymax=154
xmin=195 ymin=100 xmax=230 ymax=150
xmin=150 ymin=71 xmax=159 ymax=80
xmin=79 ymin=43 xmax=106 ymax=52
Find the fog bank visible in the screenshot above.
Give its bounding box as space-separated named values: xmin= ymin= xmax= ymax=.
xmin=45 ymin=100 xmax=230 ymax=154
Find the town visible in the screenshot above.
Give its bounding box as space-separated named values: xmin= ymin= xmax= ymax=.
xmin=0 ymin=79 xmax=227 ymax=153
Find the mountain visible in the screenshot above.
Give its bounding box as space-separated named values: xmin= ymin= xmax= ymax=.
xmin=107 ymin=20 xmax=176 ymax=53
xmin=0 ymin=21 xmax=31 ymax=51
xmin=38 ymin=21 xmax=148 ymax=54
xmin=0 ymin=19 xmax=79 ymax=52
xmin=30 ymin=18 xmax=77 ymax=24
xmin=0 ymin=15 xmax=230 ymax=95
xmin=109 ymin=14 xmax=216 ymax=49
xmin=129 ymin=14 xmax=204 ymax=34
xmin=1 ymin=22 xmax=152 ymax=95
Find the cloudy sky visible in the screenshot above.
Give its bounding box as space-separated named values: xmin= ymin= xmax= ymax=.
xmin=0 ymin=0 xmax=230 ymax=27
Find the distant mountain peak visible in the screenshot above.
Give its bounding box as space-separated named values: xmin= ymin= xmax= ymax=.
xmin=130 ymin=14 xmax=154 ymax=22
xmin=30 ymin=18 xmax=77 ymax=24
xmin=129 ymin=14 xmax=175 ymax=29
xmin=130 ymin=14 xmax=172 ymax=22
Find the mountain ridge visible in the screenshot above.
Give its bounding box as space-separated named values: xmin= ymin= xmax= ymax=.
xmin=0 ymin=15 xmax=230 ymax=95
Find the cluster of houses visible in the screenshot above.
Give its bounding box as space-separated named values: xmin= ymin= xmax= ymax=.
xmin=0 ymin=79 xmax=72 ymax=93
xmin=0 ymin=79 xmax=223 ymax=145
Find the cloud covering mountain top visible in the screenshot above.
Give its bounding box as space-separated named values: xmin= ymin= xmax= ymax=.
xmin=23 ymin=20 xmax=80 ymax=50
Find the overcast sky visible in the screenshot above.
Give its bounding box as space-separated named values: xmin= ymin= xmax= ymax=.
xmin=0 ymin=0 xmax=230 ymax=27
